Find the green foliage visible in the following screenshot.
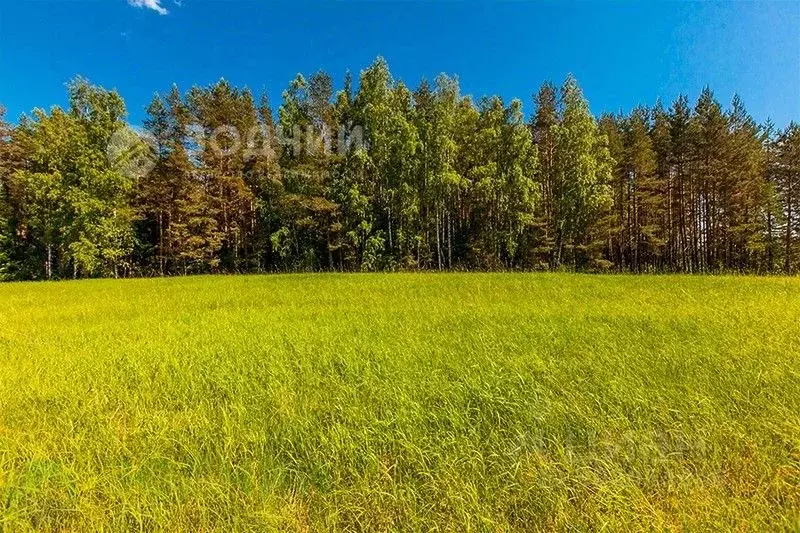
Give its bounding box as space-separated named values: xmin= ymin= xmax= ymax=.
xmin=0 ymin=107 xmax=14 ymax=280
xmin=0 ymin=190 xmax=11 ymax=280
xmin=551 ymin=75 xmax=613 ymax=268
xmin=360 ymin=230 xmax=386 ymax=271
xmin=468 ymin=96 xmax=539 ymax=267
xmin=601 ymin=107 xmax=663 ymax=270
xmin=773 ymin=122 xmax=800 ymax=273
xmin=1 ymin=63 xmax=799 ymax=279
xmin=10 ymin=80 xmax=134 ymax=278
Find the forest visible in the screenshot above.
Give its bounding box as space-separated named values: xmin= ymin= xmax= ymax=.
xmin=1 ymin=57 xmax=798 ymax=280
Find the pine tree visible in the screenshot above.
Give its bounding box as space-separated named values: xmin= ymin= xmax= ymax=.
xmin=187 ymin=80 xmax=259 ymax=271
xmin=774 ymin=123 xmax=800 ymax=273
xmin=650 ymin=101 xmax=676 ymax=269
xmin=762 ymin=119 xmax=781 ymax=272
xmin=328 ymin=74 xmax=373 ymax=270
xmin=690 ymin=87 xmax=728 ymax=270
xmin=274 ymin=72 xmax=339 ymax=270
xmin=247 ymin=93 xmax=284 ymax=270
xmin=668 ymin=95 xmax=694 ymax=271
xmin=140 ymin=86 xmax=222 ymax=274
xmin=725 ymin=95 xmax=768 ymax=271
xmin=625 ymin=107 xmax=661 ymax=271
xmin=137 ymin=94 xmax=171 ymax=273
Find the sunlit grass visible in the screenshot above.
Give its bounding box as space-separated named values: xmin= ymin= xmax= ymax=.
xmin=0 ymin=273 xmax=798 ymax=530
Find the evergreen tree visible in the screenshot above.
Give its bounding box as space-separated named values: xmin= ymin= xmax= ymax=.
xmin=140 ymin=86 xmax=222 ymax=274
xmin=725 ymin=95 xmax=769 ymax=270
xmin=188 ymin=80 xmax=259 ymax=271
xmin=690 ymin=87 xmax=729 ymax=270
xmin=774 ymin=123 xmax=800 ymax=273
xmin=762 ymin=119 xmax=782 ymax=272
xmin=624 ymin=107 xmax=661 ymax=271
xmin=274 ymin=72 xmax=338 ymax=270
xmin=668 ymin=95 xmax=694 ymax=271
xmin=650 ymin=101 xmax=676 ymax=269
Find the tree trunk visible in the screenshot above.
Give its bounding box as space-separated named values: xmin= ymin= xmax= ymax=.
xmin=46 ymin=244 xmax=52 ymax=280
xmin=786 ymin=176 xmax=793 ymax=274
xmin=436 ymin=207 xmax=442 ymax=270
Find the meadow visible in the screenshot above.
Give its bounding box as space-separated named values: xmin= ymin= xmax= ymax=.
xmin=0 ymin=273 xmax=798 ymax=531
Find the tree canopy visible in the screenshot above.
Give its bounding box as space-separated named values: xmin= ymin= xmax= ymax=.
xmin=1 ymin=59 xmax=798 ymax=279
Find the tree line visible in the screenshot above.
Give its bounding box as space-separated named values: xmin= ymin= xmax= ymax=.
xmin=1 ymin=57 xmax=798 ymax=280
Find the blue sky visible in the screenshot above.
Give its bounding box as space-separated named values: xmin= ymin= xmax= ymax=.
xmin=1 ymin=1 xmax=798 ymax=127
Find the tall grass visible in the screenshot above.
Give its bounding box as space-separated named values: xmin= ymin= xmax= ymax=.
xmin=0 ymin=273 xmax=798 ymax=531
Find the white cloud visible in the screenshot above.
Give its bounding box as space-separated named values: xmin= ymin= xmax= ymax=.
xmin=128 ymin=0 xmax=168 ymax=15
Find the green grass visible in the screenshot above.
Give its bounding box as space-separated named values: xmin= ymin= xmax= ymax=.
xmin=0 ymin=273 xmax=798 ymax=531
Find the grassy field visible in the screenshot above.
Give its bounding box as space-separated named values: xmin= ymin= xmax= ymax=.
xmin=0 ymin=273 xmax=798 ymax=531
